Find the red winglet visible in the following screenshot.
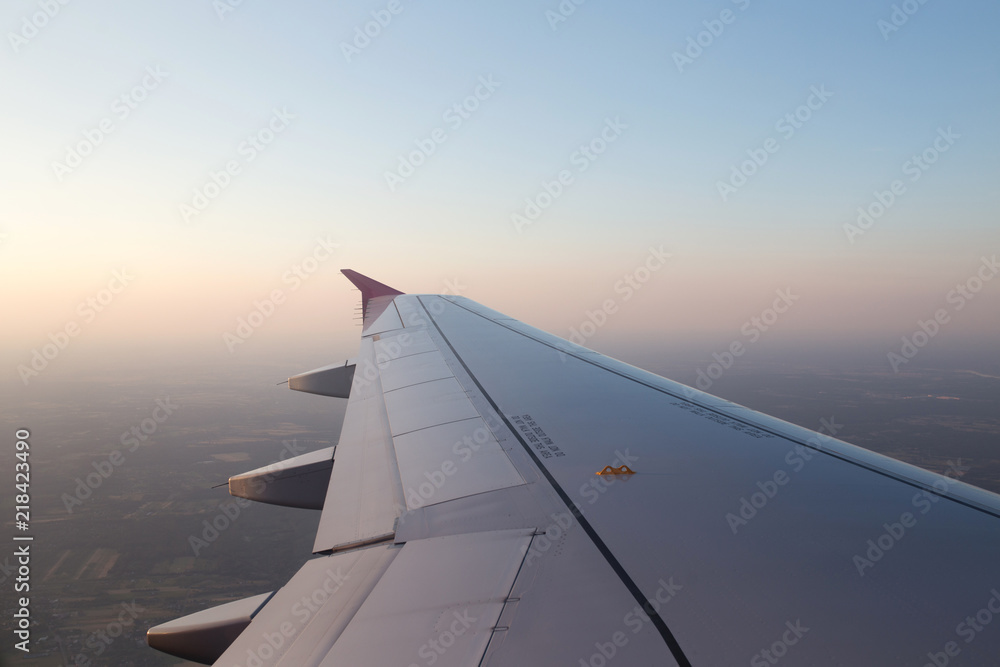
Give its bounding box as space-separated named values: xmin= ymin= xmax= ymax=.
xmin=340 ymin=269 xmax=404 ymax=319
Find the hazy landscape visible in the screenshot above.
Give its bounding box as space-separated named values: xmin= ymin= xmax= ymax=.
xmin=2 ymin=343 xmax=998 ymax=666
xmin=1 ymin=357 xmax=336 ymax=666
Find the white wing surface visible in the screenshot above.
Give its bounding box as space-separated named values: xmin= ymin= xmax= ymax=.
xmin=149 ymin=270 xmax=1000 ymax=666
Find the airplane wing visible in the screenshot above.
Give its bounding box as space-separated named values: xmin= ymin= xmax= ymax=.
xmin=148 ymin=270 xmax=1000 ymax=666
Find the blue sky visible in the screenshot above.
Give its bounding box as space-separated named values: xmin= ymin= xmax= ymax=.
xmin=2 ymin=0 xmax=998 ymax=380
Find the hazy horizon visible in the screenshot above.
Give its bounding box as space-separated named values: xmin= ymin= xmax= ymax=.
xmin=2 ymin=0 xmax=998 ymax=386
xmin=1 ymin=2 xmax=998 ymax=664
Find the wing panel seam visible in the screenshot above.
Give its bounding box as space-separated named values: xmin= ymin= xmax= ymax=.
xmin=441 ymin=297 xmax=1000 ymax=521
xmin=418 ymin=295 xmax=693 ymax=667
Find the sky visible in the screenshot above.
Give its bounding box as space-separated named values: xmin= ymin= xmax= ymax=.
xmin=2 ymin=0 xmax=998 ymax=387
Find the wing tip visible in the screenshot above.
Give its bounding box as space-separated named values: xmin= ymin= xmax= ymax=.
xmin=341 ymin=269 xmax=404 ymax=317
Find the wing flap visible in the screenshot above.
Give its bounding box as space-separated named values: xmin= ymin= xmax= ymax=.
xmin=394 ymin=417 xmax=525 ymax=510
xmin=377 ymin=348 xmax=454 ymax=392
xmin=215 ymin=530 xmax=533 ymax=666
xmin=312 ymin=336 xmax=403 ymax=553
xmin=318 ymin=529 xmax=532 ymax=666
xmin=383 ymin=377 xmax=480 ymax=436
xmin=214 ymin=543 xmax=399 ymax=666
xmin=373 ymin=328 xmax=439 ymax=359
